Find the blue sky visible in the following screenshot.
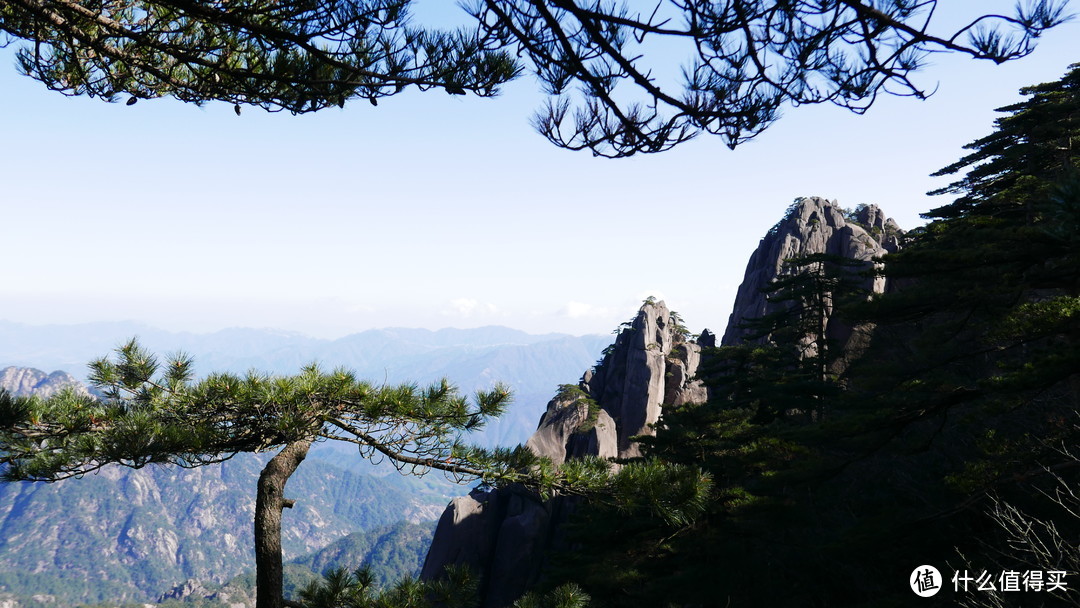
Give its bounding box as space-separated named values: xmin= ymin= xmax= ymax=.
xmin=1 ymin=3 xmax=1077 ymax=339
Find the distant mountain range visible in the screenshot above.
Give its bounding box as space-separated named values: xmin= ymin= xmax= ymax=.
xmin=155 ymin=521 xmax=437 ymax=608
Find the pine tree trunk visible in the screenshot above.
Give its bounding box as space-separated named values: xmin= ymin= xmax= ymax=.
xmin=255 ymin=439 xmax=311 ymax=608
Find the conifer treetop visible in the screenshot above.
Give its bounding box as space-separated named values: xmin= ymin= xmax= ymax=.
xmin=0 ymin=338 xmax=515 ymax=483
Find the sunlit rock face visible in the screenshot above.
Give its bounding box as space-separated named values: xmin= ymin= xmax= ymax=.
xmin=721 ymin=197 xmax=904 ymax=350
xmin=422 ymin=300 xmax=712 ymax=607
xmin=579 ymin=299 xmax=707 ymax=459
xmin=0 ymin=366 xmax=90 ymax=398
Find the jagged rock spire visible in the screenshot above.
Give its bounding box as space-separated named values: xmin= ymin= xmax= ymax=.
xmin=421 ymin=300 xmax=712 ymax=606
xmin=525 ymin=299 xmax=708 ymax=463
xmin=722 ymin=197 xmax=903 ymax=346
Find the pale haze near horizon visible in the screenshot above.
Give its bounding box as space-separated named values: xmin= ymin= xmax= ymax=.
xmin=1 ymin=3 xmax=1077 ymax=340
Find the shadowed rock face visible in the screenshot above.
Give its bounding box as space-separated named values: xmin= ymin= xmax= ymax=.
xmin=421 ymin=486 xmax=562 ymax=608
xmin=421 ymin=300 xmax=711 ymax=606
xmin=721 ymin=197 xmax=904 ymax=347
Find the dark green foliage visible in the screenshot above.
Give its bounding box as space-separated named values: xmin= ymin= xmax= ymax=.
xmin=0 ymin=338 xmax=514 ymax=483
xmin=850 ymin=66 xmax=1080 ymax=480
xmin=2 ymin=2 xmax=1070 ymax=157
xmin=711 ymin=253 xmax=868 ymax=423
xmin=298 ymin=564 xmax=479 ymax=608
xmin=928 ymin=65 xmax=1080 ymax=214
xmin=512 ymin=584 xmax=591 ymax=608
xmin=472 ymin=1 xmax=1068 ymax=156
xmin=606 ymin=461 xmax=712 ymax=527
xmin=0 ymin=390 xmax=33 ymax=428
xmin=842 ymin=66 xmax=1080 ymax=604
xmin=0 ymin=1 xmax=518 ymax=113
xmin=297 ymin=564 xmax=592 ymax=608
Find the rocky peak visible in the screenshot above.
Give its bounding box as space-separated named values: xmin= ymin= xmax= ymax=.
xmin=582 ymin=300 xmax=707 ymax=457
xmin=422 ymin=301 xmax=712 ymax=606
xmin=524 ymin=384 xmax=617 ymax=468
xmin=722 ymin=197 xmax=903 ymax=346
xmin=523 ymin=299 xmax=708 ymax=464
xmin=854 ymin=203 xmax=886 ymax=232
xmin=157 ymin=579 xmax=211 ymax=603
xmin=0 ymin=366 xmax=90 ymax=398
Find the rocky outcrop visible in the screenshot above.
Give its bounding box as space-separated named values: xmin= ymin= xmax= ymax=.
xmin=158 ymin=579 xmax=213 ymax=602
xmin=421 ymin=485 xmax=565 ymax=608
xmin=582 ymin=301 xmax=707 ymax=459
xmin=421 ymin=300 xmax=711 ymax=606
xmin=0 ymin=367 xmax=90 ymax=398
xmin=422 ymin=199 xmax=907 ymax=606
xmin=722 ymin=197 xmax=903 ymax=347
xmin=524 ymin=386 xmax=617 ymax=467
xmin=157 ymin=576 xmax=254 ymax=608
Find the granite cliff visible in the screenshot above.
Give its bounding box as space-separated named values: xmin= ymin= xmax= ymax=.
xmin=722 ymin=197 xmax=903 ymax=346
xmin=722 ymin=198 xmax=904 ymax=374
xmin=422 ymin=197 xmax=902 ymax=606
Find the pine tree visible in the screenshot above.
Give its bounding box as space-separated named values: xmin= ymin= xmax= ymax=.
xmin=0 ymin=0 xmax=518 ymax=112
xmin=534 ymin=257 xmax=868 ymax=606
xmin=1 ymin=1 xmax=1070 ymax=156
xmin=840 ymin=63 xmax=1080 ymax=603
xmin=516 ymin=63 xmax=1080 ymax=608
xmin=858 ymin=63 xmax=1080 ymax=444
xmin=0 ymin=340 xmax=531 ymax=608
